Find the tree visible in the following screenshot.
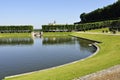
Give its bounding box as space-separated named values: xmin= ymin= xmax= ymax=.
xmin=78 ymin=1 xmax=120 ymax=23
xmin=80 ymin=13 xmax=86 ymax=23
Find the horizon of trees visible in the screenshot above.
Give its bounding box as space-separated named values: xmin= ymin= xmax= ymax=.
xmin=77 ymin=1 xmax=120 ymax=23
xmin=0 ymin=25 xmax=33 ymax=33
xmin=42 ymin=19 xmax=120 ymax=32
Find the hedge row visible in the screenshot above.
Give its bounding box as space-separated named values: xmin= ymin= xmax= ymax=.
xmin=42 ymin=19 xmax=120 ymax=32
xmin=42 ymin=25 xmax=75 ymax=32
xmin=110 ymin=20 xmax=120 ymax=31
xmin=0 ymin=25 xmax=33 ymax=33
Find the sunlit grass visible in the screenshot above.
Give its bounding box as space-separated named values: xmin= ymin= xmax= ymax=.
xmin=43 ymin=32 xmax=72 ymax=36
xmin=0 ymin=33 xmax=32 ymax=38
xmin=86 ymin=28 xmax=109 ymax=33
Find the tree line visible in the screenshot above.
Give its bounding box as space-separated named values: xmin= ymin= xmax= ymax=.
xmin=0 ymin=25 xmax=33 ymax=33
xmin=42 ymin=25 xmax=74 ymax=32
xmin=110 ymin=20 xmax=120 ymax=31
xmin=42 ymin=19 xmax=120 ymax=32
xmin=77 ymin=1 xmax=120 ymax=23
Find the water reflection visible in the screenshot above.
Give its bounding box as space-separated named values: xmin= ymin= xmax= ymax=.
xmin=77 ymin=38 xmax=96 ymax=53
xmin=0 ymin=38 xmax=33 ymax=45
xmin=0 ymin=36 xmax=96 ymax=80
xmin=42 ymin=36 xmax=76 ymax=45
xmin=42 ymin=36 xmax=96 ymax=53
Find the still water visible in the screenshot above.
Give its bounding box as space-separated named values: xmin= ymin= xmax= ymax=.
xmin=0 ymin=36 xmax=96 ymax=79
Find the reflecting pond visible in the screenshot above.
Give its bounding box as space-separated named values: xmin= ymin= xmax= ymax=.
xmin=0 ymin=36 xmax=96 ymax=79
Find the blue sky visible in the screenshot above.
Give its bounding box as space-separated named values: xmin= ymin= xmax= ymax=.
xmin=0 ymin=0 xmax=117 ymax=29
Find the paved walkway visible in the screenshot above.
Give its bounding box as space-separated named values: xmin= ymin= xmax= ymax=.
xmin=74 ymin=65 xmax=120 ymax=80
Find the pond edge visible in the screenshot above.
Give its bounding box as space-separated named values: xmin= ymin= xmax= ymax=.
xmin=4 ymin=37 xmax=100 ymax=79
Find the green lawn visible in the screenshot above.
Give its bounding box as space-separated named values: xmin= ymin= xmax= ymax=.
xmin=4 ymin=32 xmax=120 ymax=80
xmin=43 ymin=32 xmax=72 ymax=37
xmin=0 ymin=33 xmax=32 ymax=38
xmin=85 ymin=28 xmax=120 ymax=34
xmin=86 ymin=28 xmax=109 ymax=33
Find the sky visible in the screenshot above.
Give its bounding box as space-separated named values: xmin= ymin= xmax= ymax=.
xmin=0 ymin=0 xmax=117 ymax=29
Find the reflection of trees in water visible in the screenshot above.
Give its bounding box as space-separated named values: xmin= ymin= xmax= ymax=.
xmin=0 ymin=38 xmax=33 ymax=45
xmin=42 ymin=36 xmax=96 ymax=53
xmin=42 ymin=36 xmax=76 ymax=45
xmin=77 ymin=38 xmax=96 ymax=53
xmin=78 ymin=38 xmax=93 ymax=47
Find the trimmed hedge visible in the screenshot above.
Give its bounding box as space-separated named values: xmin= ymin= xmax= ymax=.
xmin=110 ymin=20 xmax=120 ymax=31
xmin=42 ymin=25 xmax=74 ymax=32
xmin=42 ymin=19 xmax=120 ymax=32
xmin=0 ymin=25 xmax=33 ymax=33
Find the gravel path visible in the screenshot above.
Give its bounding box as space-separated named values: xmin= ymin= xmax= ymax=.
xmin=74 ymin=65 xmax=120 ymax=80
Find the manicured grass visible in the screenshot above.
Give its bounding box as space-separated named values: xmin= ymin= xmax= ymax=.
xmin=4 ymin=32 xmax=120 ymax=80
xmin=81 ymin=28 xmax=120 ymax=34
xmin=43 ymin=32 xmax=72 ymax=37
xmin=0 ymin=33 xmax=32 ymax=38
xmin=86 ymin=28 xmax=109 ymax=33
